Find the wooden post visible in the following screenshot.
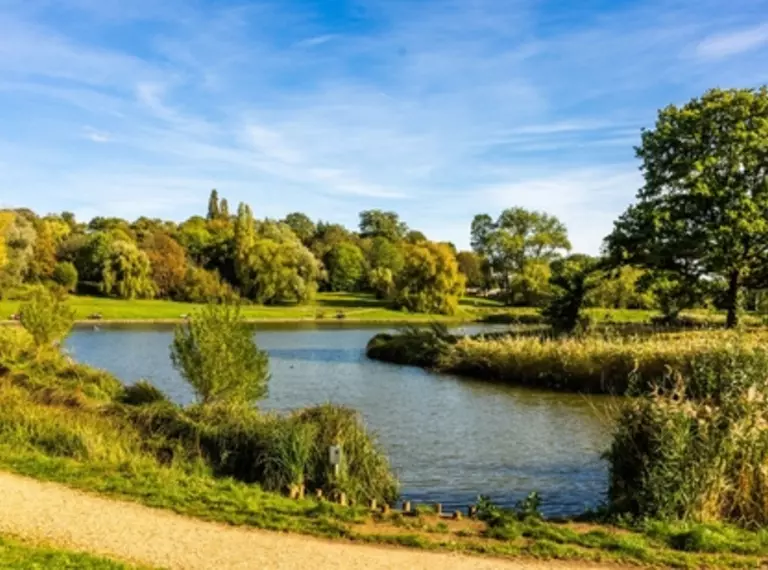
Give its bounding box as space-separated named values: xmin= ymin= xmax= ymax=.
xmin=381 ymin=504 xmax=390 ymax=515
xmin=315 ymin=489 xmax=324 ymax=500
xmin=434 ymin=503 xmax=442 ymax=516
xmin=338 ymin=492 xmax=347 ymax=507
xmin=453 ymin=511 xmax=462 ymax=521
xmin=369 ymin=499 xmax=377 ymax=511
xmin=403 ymin=501 xmax=411 ymax=514
xmin=468 ymin=505 xmax=478 ymax=519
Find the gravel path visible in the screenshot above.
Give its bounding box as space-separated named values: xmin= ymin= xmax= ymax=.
xmin=0 ymin=471 xmax=624 ymax=570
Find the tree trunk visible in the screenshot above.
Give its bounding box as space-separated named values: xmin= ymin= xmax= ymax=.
xmin=725 ymin=268 xmax=741 ymax=329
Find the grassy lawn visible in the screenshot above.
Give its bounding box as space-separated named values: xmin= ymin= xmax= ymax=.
xmin=0 ymin=534 xmax=144 ymax=569
xmin=0 ymin=292 xmax=511 ymax=323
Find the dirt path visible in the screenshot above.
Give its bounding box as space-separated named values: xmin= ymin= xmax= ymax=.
xmin=0 ymin=471 xmax=623 ymax=570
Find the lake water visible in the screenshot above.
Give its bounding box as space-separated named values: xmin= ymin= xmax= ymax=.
xmin=64 ymin=323 xmax=614 ymax=516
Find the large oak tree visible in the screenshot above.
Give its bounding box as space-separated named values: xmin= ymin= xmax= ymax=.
xmin=606 ymin=87 xmax=768 ymax=327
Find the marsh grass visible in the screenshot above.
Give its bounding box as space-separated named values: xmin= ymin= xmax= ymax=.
xmin=438 ymin=330 xmax=768 ymax=394
xmin=607 ymin=344 xmax=768 ymax=525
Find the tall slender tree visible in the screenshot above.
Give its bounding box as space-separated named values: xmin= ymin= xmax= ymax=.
xmin=207 ymin=189 xmax=221 ymax=221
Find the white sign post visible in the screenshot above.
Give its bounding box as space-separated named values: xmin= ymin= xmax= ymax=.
xmin=329 ymin=445 xmax=342 ymax=477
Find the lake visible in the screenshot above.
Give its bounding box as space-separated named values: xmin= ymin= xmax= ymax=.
xmin=65 ymin=323 xmax=614 ymax=516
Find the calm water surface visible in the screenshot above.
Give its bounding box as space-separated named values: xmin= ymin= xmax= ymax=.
xmin=65 ymin=324 xmax=614 ymax=516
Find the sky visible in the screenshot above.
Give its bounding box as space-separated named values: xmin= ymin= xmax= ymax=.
xmin=1 ymin=0 xmax=768 ymax=253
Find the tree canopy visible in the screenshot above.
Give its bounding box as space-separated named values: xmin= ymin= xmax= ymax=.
xmin=606 ymin=87 xmax=768 ymax=327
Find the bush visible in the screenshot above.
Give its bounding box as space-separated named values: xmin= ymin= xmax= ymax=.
xmin=19 ymin=286 xmax=75 ymax=350
xmin=52 ymin=261 xmax=78 ymax=292
xmin=607 ymin=345 xmax=768 ymax=525
xmin=366 ymin=324 xmax=454 ymax=367
xmin=171 ymin=302 xmax=269 ymax=406
xmin=119 ymin=381 xmax=169 ymax=406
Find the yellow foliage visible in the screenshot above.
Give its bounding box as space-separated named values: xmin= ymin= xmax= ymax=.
xmin=0 ymin=210 xmax=16 ymax=270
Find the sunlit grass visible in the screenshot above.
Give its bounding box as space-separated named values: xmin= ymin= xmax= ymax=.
xmin=0 ymin=534 xmax=144 ymax=569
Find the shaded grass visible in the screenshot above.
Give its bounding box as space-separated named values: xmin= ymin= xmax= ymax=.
xmin=0 ymin=534 xmax=145 ymax=569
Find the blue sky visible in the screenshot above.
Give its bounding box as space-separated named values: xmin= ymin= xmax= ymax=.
xmin=1 ymin=0 xmax=768 ymax=253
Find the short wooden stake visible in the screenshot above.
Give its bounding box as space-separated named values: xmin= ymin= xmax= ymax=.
xmin=453 ymin=510 xmax=462 ymax=521
xmin=381 ymin=504 xmax=391 ymax=515
xmin=468 ymin=505 xmax=478 ymax=518
xmin=338 ymin=492 xmax=347 ymax=507
xmin=315 ymin=489 xmax=324 ymax=500
xmin=434 ymin=503 xmax=443 ymax=516
xmin=403 ymin=501 xmax=411 ymax=514
xmin=369 ymin=499 xmax=377 ymax=511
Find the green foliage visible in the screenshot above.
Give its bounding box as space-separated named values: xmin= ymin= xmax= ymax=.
xmin=141 ymin=231 xmax=188 ymax=299
xmin=366 ymin=323 xmax=454 ymax=367
xmin=391 ymin=241 xmax=466 ymax=315
xmin=607 ymin=87 xmax=768 ymax=329
xmin=282 ymin=212 xmax=316 ymax=245
xmin=607 ymin=344 xmax=768 ymax=525
xmin=325 ymin=243 xmax=366 ymax=292
xmin=100 ymin=241 xmax=156 ymax=300
xmin=118 ymin=381 xmax=169 ymax=406
xmin=456 ymin=250 xmax=486 ymax=290
xmin=588 ymin=266 xmax=654 ymax=310
xmin=171 ymin=302 xmax=270 ymax=406
xmin=52 ymin=261 xmax=78 ymax=292
xmin=542 ymin=255 xmax=601 ymax=334
xmin=358 ymin=210 xmax=407 ymax=241
xmin=180 ymin=266 xmax=235 ymax=303
xmin=471 ymin=208 xmax=570 ymax=304
xmin=19 ymin=286 xmax=75 ymax=348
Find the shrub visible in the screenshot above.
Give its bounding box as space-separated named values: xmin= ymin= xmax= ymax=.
xmin=366 ymin=323 xmax=454 ymax=367
xmin=19 ymin=286 xmax=75 ymax=350
xmin=119 ymin=380 xmax=169 ymax=406
xmin=607 ymin=345 xmax=768 ymax=525
xmin=52 ymin=261 xmax=78 ymax=292
xmin=171 ymin=302 xmax=269 ymax=406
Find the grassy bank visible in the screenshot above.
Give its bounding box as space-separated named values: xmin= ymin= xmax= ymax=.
xmin=0 ymin=534 xmax=144 ymax=569
xmin=367 ymin=327 xmax=768 ymax=394
xmin=1 ymin=329 xmax=768 ymax=567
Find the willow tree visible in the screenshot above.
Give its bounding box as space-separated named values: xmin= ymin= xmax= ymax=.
xmin=606 ymin=87 xmax=768 ymax=328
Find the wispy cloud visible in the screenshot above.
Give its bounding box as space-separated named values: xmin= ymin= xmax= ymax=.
xmin=0 ymin=0 xmax=766 ymax=252
xmin=697 ymin=23 xmax=768 ymax=59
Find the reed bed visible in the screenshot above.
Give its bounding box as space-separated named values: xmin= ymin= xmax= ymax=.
xmin=438 ymin=330 xmax=768 ymax=394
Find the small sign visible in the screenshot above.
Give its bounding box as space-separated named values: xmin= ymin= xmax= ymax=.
xmin=329 ymin=445 xmax=342 ymax=466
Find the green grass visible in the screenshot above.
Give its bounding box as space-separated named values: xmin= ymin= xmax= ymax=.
xmin=0 ymin=293 xmax=507 ymax=323
xmin=0 ymin=534 xmax=145 ymax=569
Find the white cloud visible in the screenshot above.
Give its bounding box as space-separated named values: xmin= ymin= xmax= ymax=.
xmin=83 ymin=127 xmax=111 ymax=143
xmin=697 ymin=23 xmax=768 ymax=59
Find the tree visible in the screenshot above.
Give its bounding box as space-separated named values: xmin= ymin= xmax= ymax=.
xmin=587 ymin=266 xmax=654 ymax=309
xmin=542 ymin=255 xmax=601 ymax=335
xmin=220 ymin=199 xmax=230 ymax=219
xmin=101 ymin=240 xmax=156 ymax=299
xmin=234 ymin=202 xmax=256 ymax=291
xmin=405 ymin=230 xmax=427 ymax=244
xmin=207 ymin=189 xmax=221 ymax=221
xmin=181 ymin=266 xmax=235 ymax=303
xmin=508 ymin=258 xmax=552 ymax=307
xmin=368 ymin=267 xmax=395 ymax=299
xmin=392 ymin=241 xmax=466 ymax=314
xmin=27 ymin=219 xmax=57 ymax=281
xmin=0 ymin=211 xmax=13 ymax=271
xmin=19 ymin=286 xmax=75 ymax=350
xmin=141 ymin=231 xmax=188 ymax=299
xmin=62 ymin=232 xmax=112 ymax=286
xmin=359 ymin=210 xmax=407 ymax=241
xmin=171 ymin=302 xmax=269 ymax=406
xmin=366 ymin=237 xmax=405 ymax=275
xmin=283 ymin=212 xmax=316 ymax=245
xmin=456 ymin=251 xmax=486 ymax=290
xmin=325 ymin=243 xmax=366 ymax=291
xmin=605 ymin=87 xmax=768 ymax=328
xmin=471 ymin=208 xmax=570 ymax=304
xmin=52 ymin=262 xmax=78 ymax=292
